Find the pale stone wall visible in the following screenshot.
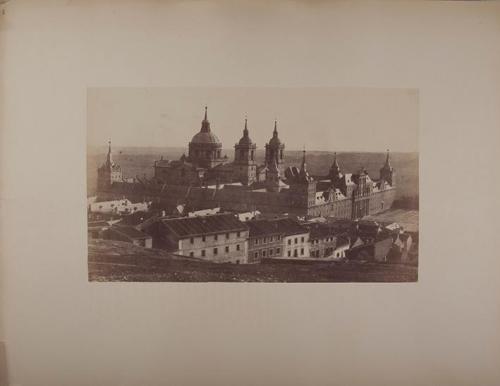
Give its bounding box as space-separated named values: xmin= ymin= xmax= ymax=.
xmin=177 ymin=230 xmax=249 ymax=264
xmin=283 ymin=232 xmax=310 ymax=258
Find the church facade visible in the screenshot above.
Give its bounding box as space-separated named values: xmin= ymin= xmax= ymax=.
xmin=96 ymin=107 xmax=397 ymax=220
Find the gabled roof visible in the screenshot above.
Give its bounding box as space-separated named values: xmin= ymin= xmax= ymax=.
xmin=247 ymin=219 xmax=284 ymax=237
xmin=335 ymin=234 xmax=350 ymax=247
xmin=274 ymin=218 xmax=308 ymax=236
xmin=247 ymin=218 xmax=307 ymax=237
xmin=308 ymin=223 xmax=336 ymax=239
xmin=120 ymin=211 xmax=157 ymax=226
xmin=111 ymin=225 xmax=151 ymax=239
xmin=161 ymin=213 xmax=248 ymax=238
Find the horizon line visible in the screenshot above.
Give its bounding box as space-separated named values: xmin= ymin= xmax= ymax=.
xmin=87 ymin=144 xmax=418 ymax=154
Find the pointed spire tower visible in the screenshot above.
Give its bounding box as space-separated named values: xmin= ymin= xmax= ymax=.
xmin=265 ymin=119 xmax=285 ymax=175
xmin=266 ymin=153 xmax=281 ymax=192
xmin=106 ymin=140 xmax=113 ymax=167
xmin=380 ymin=149 xmax=395 ymax=186
xmin=289 ymin=147 xmax=316 ymax=208
xmin=97 ymin=139 xmax=122 ymax=191
xmin=200 ymin=105 xmax=210 ymax=132
xmin=234 ymin=116 xmax=257 ymax=185
xmin=298 ymin=148 xmax=312 ymax=183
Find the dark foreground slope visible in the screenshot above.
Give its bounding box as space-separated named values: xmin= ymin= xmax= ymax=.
xmin=88 ymin=240 xmax=417 ymax=283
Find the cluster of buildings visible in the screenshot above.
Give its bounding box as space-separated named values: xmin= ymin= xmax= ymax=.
xmin=88 ymin=106 xmax=414 ymax=264
xmin=96 ymin=107 xmax=396 ymax=219
xmin=88 ymin=205 xmax=414 ymax=264
xmin=88 ymin=204 xmax=412 ymax=264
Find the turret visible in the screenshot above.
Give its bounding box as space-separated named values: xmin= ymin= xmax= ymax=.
xmin=380 ymin=149 xmax=395 ymax=187
xmin=298 ymin=148 xmax=313 ymax=183
xmin=266 ymin=156 xmax=281 ymax=193
xmin=329 ymin=152 xmax=343 ymax=185
xmin=97 ymin=140 xmax=122 ymax=191
xmin=265 ymin=120 xmax=285 ymax=175
xmin=288 ymin=149 xmax=316 ymax=208
xmin=234 ymin=117 xmax=257 ymax=185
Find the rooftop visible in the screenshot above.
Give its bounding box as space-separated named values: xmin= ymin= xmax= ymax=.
xmin=110 ymin=225 xmax=151 ymax=240
xmin=161 ymin=213 xmax=248 ymax=238
xmin=120 ymin=211 xmax=157 ymax=226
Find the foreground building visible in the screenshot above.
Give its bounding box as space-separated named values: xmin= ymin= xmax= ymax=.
xmin=96 ymin=107 xmax=397 ymax=219
xmin=155 ymin=213 xmax=249 ymax=263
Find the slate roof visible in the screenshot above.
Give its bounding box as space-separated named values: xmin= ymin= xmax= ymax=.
xmin=247 ymin=220 xmax=285 ymax=237
xmin=111 ymin=225 xmax=151 ymax=239
xmin=120 ymin=211 xmax=156 ymax=226
xmin=335 ymin=235 xmax=350 ymax=247
xmin=308 ymin=223 xmax=336 ymax=239
xmin=161 ymin=214 xmax=247 ymax=238
xmin=273 ymin=218 xmax=308 ymax=236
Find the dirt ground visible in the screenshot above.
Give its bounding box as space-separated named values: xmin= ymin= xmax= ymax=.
xmin=365 ymin=209 xmax=419 ymax=233
xmin=88 ymin=239 xmax=418 ymax=283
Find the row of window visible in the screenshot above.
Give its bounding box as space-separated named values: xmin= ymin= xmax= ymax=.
xmin=190 ymin=232 xmax=242 ymax=244
xmin=253 ymin=247 xmax=281 ymax=259
xmin=253 ymin=235 xmax=281 ymax=245
xmin=287 ymin=236 xmax=306 ymax=245
xmin=311 ymin=237 xmax=335 ymax=244
xmin=193 ymin=150 xmax=222 ymax=159
xmin=189 ymin=244 xmax=242 ymax=257
xmin=310 ymin=248 xmax=345 ymax=258
xmin=287 ymin=248 xmax=305 ymax=257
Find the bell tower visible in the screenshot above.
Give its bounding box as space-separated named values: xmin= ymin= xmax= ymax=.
xmin=265 ymin=120 xmax=285 ymax=175
xmin=329 ymin=152 xmax=343 ymax=187
xmin=266 ymin=156 xmax=281 ymax=193
xmin=380 ymin=149 xmax=396 ymax=187
xmin=97 ymin=140 xmax=122 ymax=191
xmin=234 ymin=117 xmax=257 ymax=185
xmin=288 ymin=149 xmax=316 ymax=208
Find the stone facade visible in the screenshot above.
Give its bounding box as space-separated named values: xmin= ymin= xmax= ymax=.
xmin=157 ymin=214 xmax=249 ymax=264
xmin=97 ymin=108 xmax=397 ymax=220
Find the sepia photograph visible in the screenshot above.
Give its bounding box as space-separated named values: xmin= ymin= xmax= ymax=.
xmin=87 ymin=87 xmax=419 ymax=282
xmin=3 ymin=0 xmax=500 ymax=385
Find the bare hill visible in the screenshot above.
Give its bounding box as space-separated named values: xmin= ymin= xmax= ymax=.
xmin=88 ymin=239 xmax=417 ymax=282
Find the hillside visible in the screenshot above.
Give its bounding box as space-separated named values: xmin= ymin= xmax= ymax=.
xmin=87 ymin=147 xmax=418 ymax=198
xmin=88 ymin=239 xmax=418 ymax=282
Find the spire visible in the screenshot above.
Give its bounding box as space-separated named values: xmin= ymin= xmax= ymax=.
xmin=269 ymin=154 xmax=280 ymax=173
xmin=273 ymin=119 xmax=278 ymax=136
xmin=106 ymin=140 xmax=113 ymax=166
xmin=331 ymin=152 xmax=341 ymax=173
xmin=301 ymin=147 xmax=307 ymax=172
xmin=382 ymin=149 xmax=392 ymax=170
xmin=243 ymin=117 xmax=249 ymax=137
xmin=201 ymin=106 xmax=210 ymax=132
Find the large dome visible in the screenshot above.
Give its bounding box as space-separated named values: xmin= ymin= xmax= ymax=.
xmin=190 ymin=131 xmax=221 ymax=145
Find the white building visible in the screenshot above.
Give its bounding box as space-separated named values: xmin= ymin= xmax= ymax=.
xmin=90 ymin=199 xmax=151 ymax=215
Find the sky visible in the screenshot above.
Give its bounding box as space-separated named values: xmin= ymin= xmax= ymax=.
xmin=88 ymin=87 xmax=418 ymax=152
